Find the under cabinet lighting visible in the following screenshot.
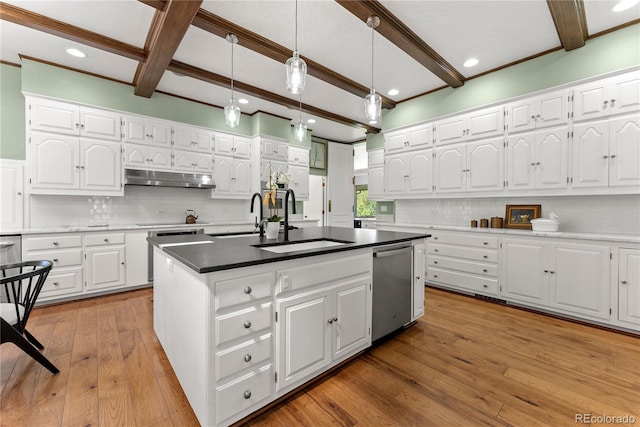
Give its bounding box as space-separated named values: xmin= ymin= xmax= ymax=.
xmin=66 ymin=48 xmax=86 ymax=58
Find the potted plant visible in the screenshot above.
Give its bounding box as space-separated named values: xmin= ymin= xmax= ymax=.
xmin=260 ymin=164 xmax=291 ymax=239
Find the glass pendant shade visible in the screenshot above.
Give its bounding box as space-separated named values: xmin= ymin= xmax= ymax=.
xmin=364 ymin=89 xmax=382 ymax=123
xmin=285 ymin=51 xmax=307 ymax=94
xmin=225 ymin=98 xmax=240 ymax=128
xmin=294 ymin=120 xmax=307 ymax=143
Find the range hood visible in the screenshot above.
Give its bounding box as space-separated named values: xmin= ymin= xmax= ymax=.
xmin=124 ymin=169 xmax=215 ymax=189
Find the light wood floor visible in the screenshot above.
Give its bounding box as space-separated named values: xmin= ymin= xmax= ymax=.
xmin=1 ymin=287 xmax=638 ymax=426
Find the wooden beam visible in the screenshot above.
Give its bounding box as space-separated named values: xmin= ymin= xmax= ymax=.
xmin=134 ymin=0 xmax=202 ymax=97
xmin=335 ymin=0 xmax=465 ymax=88
xmin=546 ymin=0 xmax=588 ymax=51
xmin=0 ymin=2 xmax=146 ymax=61
xmin=167 ymin=60 xmax=380 ymax=134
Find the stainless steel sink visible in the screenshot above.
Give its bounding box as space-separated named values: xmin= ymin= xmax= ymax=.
xmin=254 ymin=238 xmax=351 ymax=253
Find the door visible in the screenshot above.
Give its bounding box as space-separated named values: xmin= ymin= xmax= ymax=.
xmin=80 ymin=107 xmax=121 ymax=141
xmin=506 ymin=133 xmax=535 ymax=190
xmin=407 ymin=125 xmax=432 ymax=149
xmin=85 ymin=246 xmax=126 ymax=291
xmin=435 ymin=144 xmax=466 ymax=193
xmin=385 ymin=131 xmax=407 ymax=153
xmin=466 ymin=107 xmax=504 ymax=141
xmin=501 ymin=239 xmax=547 ymax=305
xmin=536 ymin=90 xmax=569 ymax=129
xmin=333 ymin=279 xmax=369 ymax=360
xmin=535 ymin=127 xmax=568 ymax=189
xmin=384 ymin=154 xmax=406 ymax=194
xmin=609 ymin=72 xmax=640 ymax=116
xmin=618 ymin=249 xmax=640 ymax=327
xmin=407 ymin=150 xmax=433 ymax=193
xmin=80 ymin=140 xmax=122 ymax=191
xmin=149 ymin=121 xmax=172 ymax=146
xmin=367 ymin=167 xmax=384 ymax=200
xmin=147 ymin=146 xmax=172 ymax=170
xmin=326 ymin=142 xmax=354 ymax=228
xmin=30 ymin=133 xmax=79 ymax=190
xmin=214 ymin=156 xmax=233 ymax=195
xmin=232 ymin=137 xmax=252 ymax=158
xmin=435 ymin=116 xmax=466 ymax=145
xmin=508 ymin=100 xmax=536 ymax=133
xmin=573 ymin=81 xmax=609 ymax=122
xmin=0 ymin=161 xmax=23 ymax=229
xmin=29 ymin=98 xmax=79 ymax=135
xmin=467 ymin=138 xmax=504 ymax=192
xmin=289 ymin=165 xmax=309 ymax=200
xmin=572 ymin=121 xmax=610 ymax=188
xmin=232 ymin=158 xmax=251 ymax=196
xmin=124 ymin=144 xmax=149 ymax=169
xmin=609 ymin=115 xmax=640 ymax=187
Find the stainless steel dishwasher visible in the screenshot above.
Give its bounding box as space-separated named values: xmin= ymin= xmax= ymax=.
xmin=372 ymin=244 xmax=412 ymax=342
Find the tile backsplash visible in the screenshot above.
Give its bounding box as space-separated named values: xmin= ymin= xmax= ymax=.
xmin=395 ymin=195 xmax=640 ymax=236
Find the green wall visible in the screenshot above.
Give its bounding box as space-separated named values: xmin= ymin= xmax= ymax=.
xmin=0 ymin=64 xmax=25 ymax=160
xmin=368 ymin=24 xmax=640 ymax=150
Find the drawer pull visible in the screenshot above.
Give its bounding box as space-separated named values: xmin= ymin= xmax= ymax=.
xmin=243 ymin=320 xmax=252 ymax=329
xmin=434 ymin=249 xmax=439 ymax=252
xmin=53 ymin=258 xmax=59 ymax=262
xmin=544 ymin=269 xmax=549 ymax=273
xmin=483 ymin=284 xmax=488 ymax=288
xmin=244 ymin=390 xmax=252 ymax=399
xmin=483 ymin=242 xmax=488 ymax=245
xmin=243 ymin=286 xmax=252 ymax=295
xmin=433 ymin=274 xmax=438 ymax=278
xmin=483 ymin=269 xmax=488 ymax=273
xmin=433 ymin=236 xmax=438 ymax=240
xmin=53 ymin=281 xmax=60 ymax=286
xmin=483 ymin=255 xmax=488 ymax=259
xmin=433 ymin=261 xmax=438 ymax=264
xmin=53 ymin=241 xmax=59 ymax=246
xmin=621 ymin=280 xmax=628 ymax=284
xmin=244 ymin=353 xmax=252 ymax=362
xmin=104 ymin=238 xmax=109 ymax=242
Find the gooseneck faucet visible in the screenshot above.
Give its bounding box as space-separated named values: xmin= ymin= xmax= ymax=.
xmin=284 ymin=189 xmax=296 ymax=242
xmin=250 ymin=192 xmax=264 ymax=237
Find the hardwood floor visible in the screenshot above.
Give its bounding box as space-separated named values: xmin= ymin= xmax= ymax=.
xmin=1 ymin=287 xmax=638 ymax=426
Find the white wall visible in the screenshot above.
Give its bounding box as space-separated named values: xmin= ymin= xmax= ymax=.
xmin=395 ymin=195 xmax=640 ymax=236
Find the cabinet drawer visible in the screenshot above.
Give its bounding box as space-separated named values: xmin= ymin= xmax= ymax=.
xmin=429 ymin=255 xmax=497 ymax=277
xmin=24 ymin=235 xmax=82 ymax=250
xmin=215 ymin=303 xmax=272 ymax=346
xmin=24 ymin=248 xmax=83 ymax=268
xmin=215 ymin=272 xmax=274 ymax=311
xmin=216 ymin=364 xmax=272 ymax=424
xmin=85 ymin=233 xmax=125 ymax=246
xmin=216 ymin=334 xmax=272 ymax=381
xmin=427 ymin=267 xmax=498 ymax=296
xmin=430 ymin=232 xmax=498 ymax=249
xmin=428 ymin=243 xmax=498 ymax=263
xmin=39 ymin=267 xmax=83 ymax=299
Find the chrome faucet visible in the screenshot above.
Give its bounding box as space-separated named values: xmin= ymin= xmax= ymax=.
xmin=250 ymin=192 xmax=264 ymax=237
xmin=284 ymin=189 xmax=296 ymax=241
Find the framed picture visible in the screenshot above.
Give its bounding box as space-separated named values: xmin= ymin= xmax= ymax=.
xmin=505 ymin=204 xmax=541 ymax=229
xmin=309 ymin=140 xmax=327 ymax=171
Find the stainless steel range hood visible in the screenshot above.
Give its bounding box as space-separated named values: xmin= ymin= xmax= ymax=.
xmin=124 ymin=169 xmax=215 ymax=189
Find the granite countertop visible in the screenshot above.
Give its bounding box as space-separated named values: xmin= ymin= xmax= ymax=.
xmin=1 ymin=221 xmax=255 ymax=235
xmin=149 ymin=226 xmax=430 ymax=274
xmin=376 ymin=223 xmax=640 ymax=244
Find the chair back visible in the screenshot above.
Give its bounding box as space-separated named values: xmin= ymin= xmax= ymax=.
xmin=0 ymin=260 xmax=53 ymax=333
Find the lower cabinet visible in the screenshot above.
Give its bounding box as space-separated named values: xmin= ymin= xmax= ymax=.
xmin=413 ymin=242 xmax=425 ymax=319
xmin=618 ymin=248 xmax=640 ymax=329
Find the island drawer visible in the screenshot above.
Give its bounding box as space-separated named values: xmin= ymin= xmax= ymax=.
xmin=428 ymin=243 xmax=497 ymax=263
xmin=428 ymin=255 xmax=497 ymax=277
xmin=215 ymin=302 xmax=272 ymax=346
xmin=427 ymin=267 xmax=498 ymax=295
xmin=24 ymin=248 xmax=83 ymax=268
xmin=215 ymin=272 xmax=274 ymax=311
xmin=430 ymin=232 xmax=498 ymax=249
xmin=216 ymin=364 xmax=272 ymax=424
xmin=39 ymin=267 xmax=83 ymax=299
xmin=216 ymin=333 xmax=272 ymax=381
xmin=84 ymin=232 xmax=125 ymax=246
xmin=23 ymin=234 xmax=82 ymax=251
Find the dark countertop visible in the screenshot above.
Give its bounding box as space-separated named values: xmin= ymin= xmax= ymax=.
xmin=148 ymin=226 xmax=431 ymax=274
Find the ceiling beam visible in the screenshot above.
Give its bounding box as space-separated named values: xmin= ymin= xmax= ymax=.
xmin=546 ymin=0 xmax=588 ymax=51
xmin=336 ymin=0 xmax=465 ymax=88
xmin=167 ymin=60 xmax=380 ymax=134
xmin=139 ymin=1 xmax=396 ymax=109
xmin=133 ymin=0 xmax=202 ymax=97
xmin=0 ymin=1 xmax=146 ymax=61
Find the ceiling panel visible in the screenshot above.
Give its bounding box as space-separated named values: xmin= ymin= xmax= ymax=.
xmin=584 ymin=0 xmax=640 ymax=34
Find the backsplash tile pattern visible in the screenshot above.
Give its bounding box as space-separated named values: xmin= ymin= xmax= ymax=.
xmin=395 ymin=195 xmax=640 ymax=236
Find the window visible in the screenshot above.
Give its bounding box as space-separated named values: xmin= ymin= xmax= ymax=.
xmin=356 ymin=185 xmax=376 ymax=218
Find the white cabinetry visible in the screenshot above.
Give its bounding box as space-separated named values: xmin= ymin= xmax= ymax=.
xmin=84 ymin=233 xmax=126 ymax=291
xmin=173 ymin=125 xmax=214 ymax=153
xmin=124 ymin=143 xmax=172 ymax=170
xmin=289 ymin=165 xmax=309 ymax=200
xmin=213 ymin=156 xmax=251 ymax=198
xmin=573 ymin=71 xmax=640 ymax=122
xmin=385 ymin=123 xmax=433 ymax=153
xmin=368 ymin=148 xmax=385 ymax=200
xmin=261 ymin=160 xmax=288 ymax=183
xmin=261 ymin=138 xmax=289 ymax=161
xmin=123 ymin=115 xmax=171 ymax=146
xmin=385 ymin=149 xmax=433 ymax=196
xmin=0 ymin=160 xmax=24 ymax=229
xmin=506 ymin=126 xmax=568 ymax=191
xmin=572 ymin=115 xmax=640 ymax=189
xmin=173 ymin=150 xmax=213 ymax=173
xmin=288 ymin=146 xmax=309 ymax=166
xmin=435 ymin=137 xmax=504 ymax=193
xmin=618 ymin=248 xmax=640 ymax=329
xmin=435 ymin=106 xmax=504 ymax=145
xmin=214 ymin=133 xmax=251 ymax=158
xmin=506 ymin=90 xmax=570 ymax=133
xmin=413 ymin=242 xmax=425 ymax=320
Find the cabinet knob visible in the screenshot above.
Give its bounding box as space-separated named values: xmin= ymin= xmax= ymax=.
xmin=53 ymin=258 xmax=59 ymax=262
xmin=544 ymin=269 xmax=549 ymax=273
xmin=603 ymin=155 xmax=609 ymax=159
xmin=621 ymin=280 xmax=628 ymax=285
xmin=434 ymin=249 xmax=439 ymax=252
xmin=610 ymin=155 xmax=616 ymax=159
xmin=433 ymin=236 xmax=438 ymax=240
xmin=416 ymin=276 xmax=421 ymax=280
xmin=244 ymin=353 xmax=252 ymax=362
xmin=531 ymin=115 xmax=535 ymax=120
xmin=75 ymin=123 xmax=80 ymax=128
xmin=333 ymin=317 xmax=338 ymax=323
xmin=75 ymin=165 xmax=81 ymax=169
xmin=433 ymin=261 xmax=438 ymax=264
xmin=53 ymin=241 xmax=59 ymax=245
xmin=610 ymin=98 xmax=616 ymax=105
xmin=483 ymin=284 xmax=488 ymax=288
xmin=121 ymin=262 xmax=125 ymax=265
xmin=483 ymin=242 xmax=488 ymax=245
xmin=536 ymin=162 xmax=541 ymax=166
xmin=530 ymin=162 xmax=536 ymax=166
xmin=327 ymin=318 xmax=333 ymax=324
xmin=483 ymin=255 xmax=488 ymax=259
xmin=483 ymin=269 xmax=488 ymax=273
xmin=53 ymin=281 xmax=60 ymax=286
xmin=549 ymin=270 xmax=555 ymax=274
xmin=17 ymin=192 xmax=22 ymax=196
xmin=603 ymin=100 xmax=609 ymax=105
xmin=433 ymin=274 xmax=438 ymax=278
xmin=243 ymin=320 xmax=251 ymax=329
xmin=244 ymin=286 xmax=252 ymax=294
xmin=244 ymin=390 xmax=251 ymax=399
xmin=104 ymin=238 xmax=109 ymax=242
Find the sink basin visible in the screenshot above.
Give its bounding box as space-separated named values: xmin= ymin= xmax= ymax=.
xmin=254 ymin=238 xmax=351 ymax=253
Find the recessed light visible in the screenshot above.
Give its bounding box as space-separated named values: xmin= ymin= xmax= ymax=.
xmin=307 ymin=119 xmax=316 ymax=124
xmin=66 ymin=48 xmax=86 ymax=58
xmin=387 ymin=89 xmax=399 ymax=96
xmin=369 ymin=120 xmax=378 ymax=125
xmin=463 ymin=58 xmax=479 ymax=68
xmin=612 ymin=0 xmax=639 ymax=12
xmin=238 ymin=98 xmax=249 ymax=104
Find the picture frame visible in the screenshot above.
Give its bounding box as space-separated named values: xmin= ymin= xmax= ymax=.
xmin=309 ymin=140 xmax=327 ymax=171
xmin=505 ymin=204 xmax=541 ymax=229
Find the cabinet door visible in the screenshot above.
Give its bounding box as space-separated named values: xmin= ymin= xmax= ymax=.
xmin=535 ymin=128 xmax=568 ymax=189
xmin=264 ymin=139 xmax=288 ymax=161
xmin=124 ymin=143 xmax=149 ymax=169
xmin=214 ymin=133 xmax=234 ymax=156
xmin=407 ymin=150 xmax=432 ymax=193
xmin=467 ymin=107 xmax=504 ymax=141
xmin=506 ymin=133 xmax=535 ymax=190
xmin=80 ymin=140 xmax=122 ymax=191
xmin=289 ymin=165 xmax=309 ymax=200
xmin=368 ymin=167 xmax=384 ymax=200
xmin=368 ymin=149 xmax=384 ymax=168
xmin=30 ymin=133 xmax=79 ymax=190
xmin=261 ymin=160 xmax=287 ymax=182
xmin=233 ymin=137 xmax=252 ymax=159
xmin=289 ymin=146 xmax=309 ymax=167
xmin=467 ymin=138 xmax=504 ymax=192
xmin=407 ymin=125 xmax=432 ymax=149
xmin=571 ymin=121 xmax=610 ymax=188
xmin=85 ymin=245 xmax=126 ymax=291
xmin=507 ymin=100 xmax=536 ymax=133
xmin=550 ymin=243 xmax=610 ymax=321
xmin=214 ymin=156 xmax=233 ymax=195
xmin=125 ymin=231 xmax=149 ymax=287
xmin=435 ymin=144 xmax=466 ymax=193
xmin=573 ymin=81 xmax=609 ymax=122
xmin=536 ymin=90 xmax=569 ymax=129
xmin=276 ymin=288 xmax=331 ymax=392
xmin=80 ymin=107 xmax=121 ymax=141
xmin=435 ymin=116 xmax=466 ymax=145
xmin=333 ymin=279 xmax=370 ymax=361
xmin=173 ymin=150 xmax=196 ymax=172
xmin=232 ymin=158 xmax=252 ymax=196
xmin=385 ymin=131 xmax=407 ymax=153
xmin=384 ymin=155 xmax=406 ymax=194
xmin=147 ymin=147 xmax=172 ymax=170
xmin=123 ymin=117 xmax=148 ymax=144
xmin=412 ymin=243 xmax=425 ymax=320
xmin=609 ymin=115 xmax=640 ymax=187
xmin=618 ymin=248 xmax=640 ymax=327
xmin=172 ymin=126 xmax=194 ymax=151
xmin=0 ymin=161 xmax=24 ymax=229
xmin=501 ymin=239 xmax=547 ymax=305
xmin=28 ymin=98 xmax=79 ymax=135
xmin=609 ymin=71 xmax=640 ymax=117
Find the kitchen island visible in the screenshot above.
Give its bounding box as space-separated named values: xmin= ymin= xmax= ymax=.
xmin=149 ymin=227 xmax=429 ymax=427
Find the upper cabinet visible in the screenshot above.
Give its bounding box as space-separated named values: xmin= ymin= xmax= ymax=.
xmin=123 ymin=115 xmax=171 ymax=146
xmin=288 ymin=146 xmax=310 ymax=167
xmin=214 ymin=133 xmax=251 ymax=159
xmin=506 ymin=90 xmax=570 ymax=133
xmin=261 ymin=138 xmax=289 ymax=161
xmin=435 ymin=106 xmax=504 ymax=145
xmin=385 ymin=123 xmax=433 ymax=153
xmin=173 ymin=125 xmax=214 ymax=153
xmin=573 ymin=71 xmax=640 ymax=122
xmin=28 ymin=97 xmax=121 ymax=142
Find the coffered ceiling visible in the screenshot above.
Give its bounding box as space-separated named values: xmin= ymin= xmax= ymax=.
xmin=1 ymin=0 xmax=638 ymax=142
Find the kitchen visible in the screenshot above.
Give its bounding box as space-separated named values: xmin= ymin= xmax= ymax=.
xmin=1 ymin=1 xmax=640 ymax=426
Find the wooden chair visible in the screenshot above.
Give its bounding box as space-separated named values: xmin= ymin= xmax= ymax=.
xmin=1 ymin=260 xmax=59 ymax=374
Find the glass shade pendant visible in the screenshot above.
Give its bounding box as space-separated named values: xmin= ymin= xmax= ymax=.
xmin=225 ymin=33 xmax=241 ymax=128
xmin=285 ymin=0 xmax=306 ymax=94
xmin=294 ymin=94 xmax=307 ymax=143
xmin=364 ymin=16 xmax=381 ymax=124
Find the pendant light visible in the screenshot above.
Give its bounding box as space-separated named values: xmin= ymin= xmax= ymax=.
xmin=224 ymin=33 xmax=241 ymax=128
xmin=285 ymin=0 xmax=307 ymax=94
xmin=294 ymin=94 xmax=307 ymax=143
xmin=364 ymin=16 xmax=382 ymax=124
